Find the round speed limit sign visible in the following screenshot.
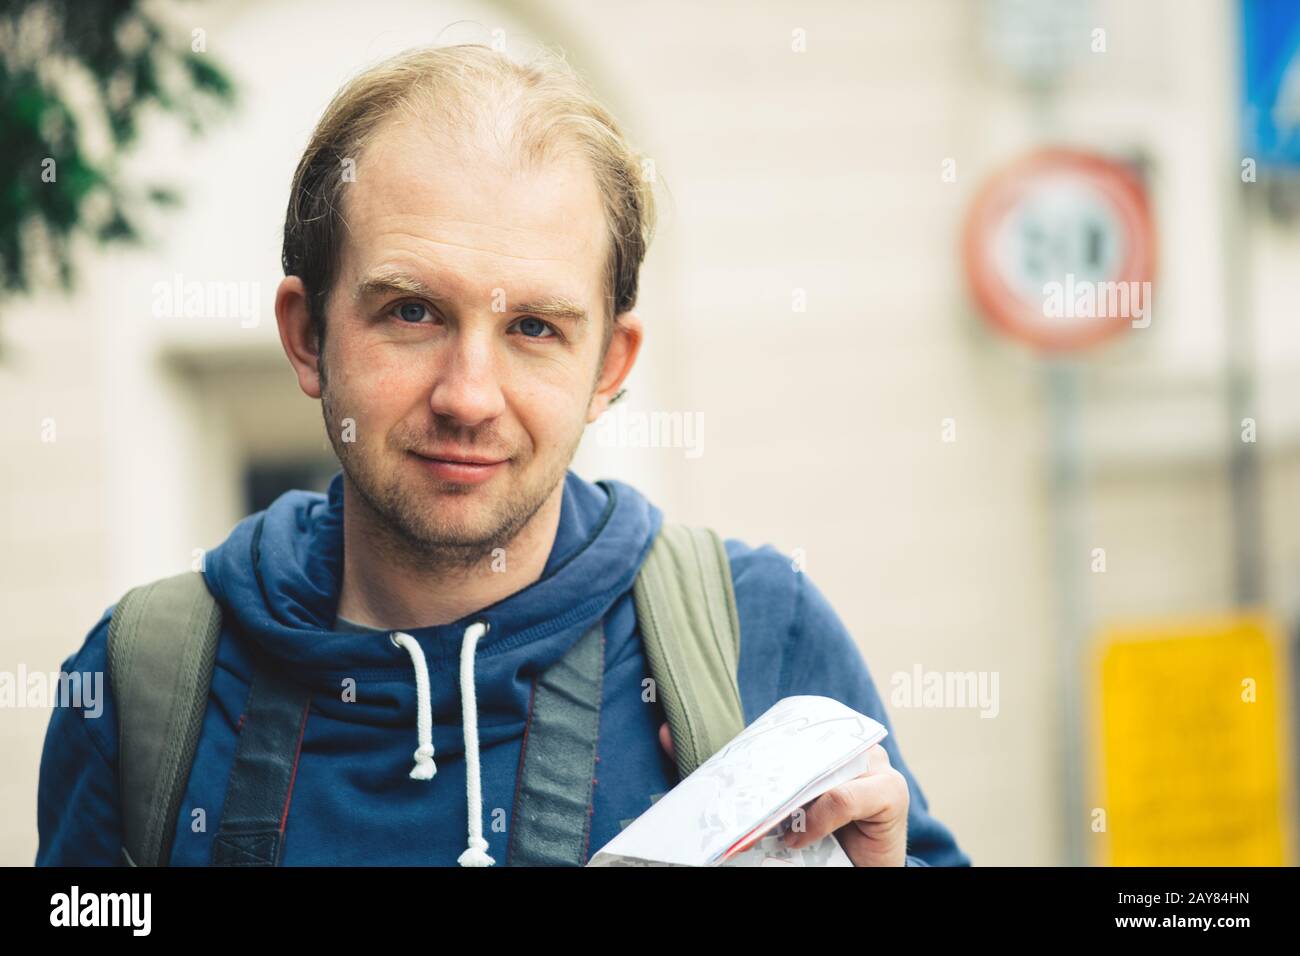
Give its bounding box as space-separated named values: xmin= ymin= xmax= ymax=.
xmin=962 ymin=149 xmax=1156 ymax=351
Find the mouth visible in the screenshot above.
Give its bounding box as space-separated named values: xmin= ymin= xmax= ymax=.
xmin=410 ymin=450 xmax=509 ymax=485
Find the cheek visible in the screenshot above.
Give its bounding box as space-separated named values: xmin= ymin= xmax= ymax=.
xmin=506 ymin=365 xmax=589 ymax=436
xmin=328 ymin=336 xmax=425 ymax=434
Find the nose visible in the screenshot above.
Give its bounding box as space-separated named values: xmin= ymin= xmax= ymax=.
xmin=429 ymin=325 xmax=506 ymax=429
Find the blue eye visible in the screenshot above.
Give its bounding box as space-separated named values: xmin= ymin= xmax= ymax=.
xmin=515 ymin=316 xmax=554 ymax=338
xmin=396 ymin=302 xmax=428 ymax=323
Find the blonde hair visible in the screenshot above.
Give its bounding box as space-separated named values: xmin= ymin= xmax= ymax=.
xmin=281 ymin=43 xmax=657 ymax=353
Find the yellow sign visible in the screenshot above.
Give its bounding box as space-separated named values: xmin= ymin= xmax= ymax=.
xmin=1089 ymin=613 xmax=1294 ymax=865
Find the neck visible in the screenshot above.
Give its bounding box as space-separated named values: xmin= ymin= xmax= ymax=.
xmin=336 ymin=476 xmax=565 ymax=630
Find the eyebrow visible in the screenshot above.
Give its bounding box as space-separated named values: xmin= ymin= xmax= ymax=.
xmin=355 ymin=270 xmax=440 ymax=303
xmin=355 ymin=269 xmax=588 ymax=324
xmin=509 ymin=296 xmax=589 ymax=324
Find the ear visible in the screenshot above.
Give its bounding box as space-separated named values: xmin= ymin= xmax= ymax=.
xmin=587 ymin=310 xmax=643 ymax=423
xmin=275 ymin=276 xmax=323 ymax=399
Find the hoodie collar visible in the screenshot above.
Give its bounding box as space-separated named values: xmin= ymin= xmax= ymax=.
xmin=203 ymin=467 xmax=663 ymax=869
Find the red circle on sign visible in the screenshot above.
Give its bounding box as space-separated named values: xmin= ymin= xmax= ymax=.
xmin=961 ymin=149 xmax=1156 ymax=352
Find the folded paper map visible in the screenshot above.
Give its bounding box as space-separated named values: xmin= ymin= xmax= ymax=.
xmin=588 ymin=695 xmax=888 ymax=867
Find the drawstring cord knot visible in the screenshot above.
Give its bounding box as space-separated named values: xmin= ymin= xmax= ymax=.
xmin=390 ymin=620 xmax=496 ymax=866
xmin=390 ymin=632 xmax=436 ymax=780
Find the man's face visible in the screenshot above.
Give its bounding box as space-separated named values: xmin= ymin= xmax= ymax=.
xmin=315 ymin=118 xmax=613 ymax=561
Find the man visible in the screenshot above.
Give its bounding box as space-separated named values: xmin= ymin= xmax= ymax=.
xmin=36 ymin=43 xmax=970 ymax=867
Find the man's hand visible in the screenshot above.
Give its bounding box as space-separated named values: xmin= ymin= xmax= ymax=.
xmin=657 ymin=724 xmax=910 ymax=867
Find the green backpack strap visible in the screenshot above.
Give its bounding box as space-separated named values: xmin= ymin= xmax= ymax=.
xmin=632 ymin=523 xmax=745 ymax=781
xmin=106 ymin=571 xmax=222 ymax=867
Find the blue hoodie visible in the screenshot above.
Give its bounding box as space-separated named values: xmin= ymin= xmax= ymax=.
xmin=36 ymin=469 xmax=970 ymax=866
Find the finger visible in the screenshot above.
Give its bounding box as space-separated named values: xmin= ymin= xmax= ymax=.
xmin=864 ymin=743 xmax=890 ymax=774
xmin=785 ymin=772 xmax=905 ymax=848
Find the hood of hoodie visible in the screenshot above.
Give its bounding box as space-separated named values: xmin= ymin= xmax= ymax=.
xmin=203 ymin=468 xmax=662 ymax=746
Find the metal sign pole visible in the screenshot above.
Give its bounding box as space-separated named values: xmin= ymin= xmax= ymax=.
xmin=1044 ymin=357 xmax=1089 ymax=866
xmin=1028 ymin=75 xmax=1090 ymax=868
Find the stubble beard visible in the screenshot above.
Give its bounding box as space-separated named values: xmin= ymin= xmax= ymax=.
xmin=319 ymin=356 xmax=579 ymax=575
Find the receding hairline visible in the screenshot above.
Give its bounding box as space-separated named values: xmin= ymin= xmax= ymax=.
xmin=283 ymin=42 xmax=655 ymax=355
xmin=329 ymin=110 xmax=616 ymax=328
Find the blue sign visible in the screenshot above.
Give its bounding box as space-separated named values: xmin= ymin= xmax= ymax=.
xmin=1242 ymin=0 xmax=1300 ymax=166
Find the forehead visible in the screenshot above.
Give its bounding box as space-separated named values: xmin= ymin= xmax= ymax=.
xmin=341 ymin=117 xmax=609 ymax=303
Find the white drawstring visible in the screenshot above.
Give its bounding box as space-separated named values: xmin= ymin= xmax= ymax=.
xmin=457 ymin=620 xmax=494 ymax=867
xmin=390 ymin=632 xmax=436 ymax=780
xmin=390 ymin=621 xmax=496 ymax=867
